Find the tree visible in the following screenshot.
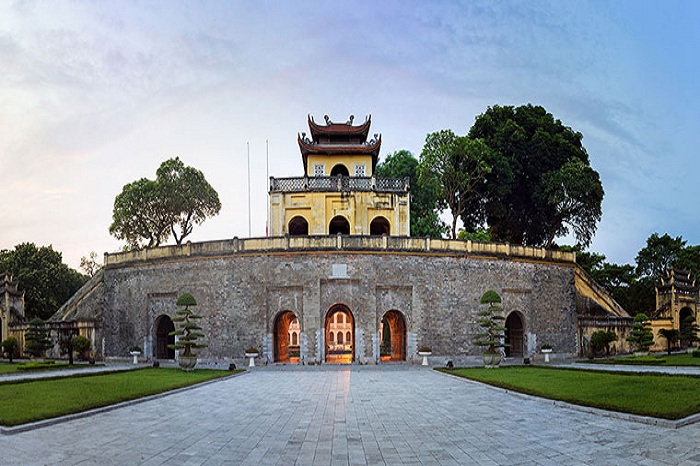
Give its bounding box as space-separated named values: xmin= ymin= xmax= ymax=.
xmin=25 ymin=317 xmax=53 ymax=358
xmin=468 ymin=104 xmax=604 ymax=247
xmin=627 ymin=313 xmax=654 ymax=353
xmin=658 ymin=328 xmax=679 ymax=355
xmin=169 ymin=293 xmax=207 ymax=360
xmin=79 ymin=251 xmax=102 ymax=278
xmin=589 ymin=330 xmax=617 ymax=358
xmin=418 ymin=130 xmax=492 ymax=239
xmin=635 ymin=233 xmax=686 ymax=278
xmin=0 ymin=243 xmax=88 ymax=320
xmin=110 ymin=157 xmax=221 ymax=249
xmin=2 ymin=337 xmax=20 ymax=363
xmin=376 ymin=150 xmax=446 ymax=238
xmin=58 ymin=337 xmax=75 ymax=365
xmin=72 ymin=335 xmax=91 ymax=361
xmin=680 ymin=315 xmax=699 ymax=349
xmin=473 ymin=290 xmax=507 ymax=355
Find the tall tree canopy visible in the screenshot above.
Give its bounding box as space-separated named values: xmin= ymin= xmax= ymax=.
xmin=418 ymin=130 xmax=492 ymax=239
xmin=0 ymin=243 xmax=88 ymax=320
xmin=468 ymin=104 xmax=604 ymax=247
xmin=110 ymin=157 xmax=221 ymax=249
xmin=376 ymin=150 xmax=446 ymax=238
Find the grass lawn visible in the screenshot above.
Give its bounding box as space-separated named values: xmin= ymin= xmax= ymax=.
xmin=590 ymin=352 xmax=700 ymax=366
xmin=0 ymin=368 xmax=238 ymax=426
xmin=439 ymin=366 xmax=700 ymax=420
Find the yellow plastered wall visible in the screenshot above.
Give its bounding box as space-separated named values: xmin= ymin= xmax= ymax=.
xmin=306 ymin=154 xmax=374 ymax=176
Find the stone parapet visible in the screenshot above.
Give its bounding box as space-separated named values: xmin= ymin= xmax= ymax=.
xmin=104 ymin=236 xmax=576 ymax=268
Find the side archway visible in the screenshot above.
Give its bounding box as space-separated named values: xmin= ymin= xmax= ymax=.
xmin=329 ymin=216 xmax=350 ymax=235
xmin=379 ymin=310 xmax=406 ymax=362
xmin=288 ymin=216 xmax=309 ymax=236
xmin=505 ymin=312 xmax=524 ymax=357
xmin=370 ymin=216 xmax=391 ymax=236
xmin=325 ymin=304 xmax=354 ymax=364
xmin=274 ymin=311 xmax=300 ymax=363
xmin=154 ymin=315 xmax=175 ymax=360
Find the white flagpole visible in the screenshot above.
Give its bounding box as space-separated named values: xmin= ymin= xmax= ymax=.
xmin=266 ymin=139 xmax=269 ymax=237
xmin=247 ymin=141 xmax=251 ymax=238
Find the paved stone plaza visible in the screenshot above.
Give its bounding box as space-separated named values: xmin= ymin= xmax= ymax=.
xmin=2 ymin=366 xmax=699 ymax=465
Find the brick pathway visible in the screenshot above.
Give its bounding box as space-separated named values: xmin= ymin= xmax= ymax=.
xmin=1 ymin=366 xmax=699 ymax=465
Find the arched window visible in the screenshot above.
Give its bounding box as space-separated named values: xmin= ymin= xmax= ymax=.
xmin=337 ymin=331 xmax=344 ymax=344
xmin=330 ymin=164 xmax=349 ymax=176
xmin=329 ymin=216 xmax=350 ymax=235
xmin=329 ymin=332 xmax=335 ymax=343
xmin=288 ymin=216 xmax=309 ymax=236
xmin=337 ymin=313 xmax=344 ymax=324
xmin=292 ymin=332 xmax=298 ymax=345
xmin=346 ymin=331 xmax=351 ymax=343
xmin=370 ymin=217 xmax=391 ymax=235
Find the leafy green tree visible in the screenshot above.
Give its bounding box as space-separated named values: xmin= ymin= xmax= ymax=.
xmin=627 ymin=313 xmax=654 ymax=352
xmin=658 ymin=328 xmax=679 ymax=355
xmin=110 ymin=157 xmax=221 ymax=249
xmin=58 ymin=337 xmax=75 ymax=365
xmin=0 ymin=243 xmax=88 ymax=320
xmin=376 ymin=150 xmax=446 ymax=238
xmin=2 ymin=337 xmax=20 ymax=363
xmin=589 ymin=330 xmax=617 ymax=358
xmin=418 ymin=130 xmax=492 ymax=239
xmin=79 ymin=251 xmax=102 ymax=278
xmin=169 ymin=293 xmax=207 ymax=359
xmin=457 ymin=228 xmax=491 ymax=242
xmin=468 ymin=104 xmax=604 ymax=247
xmin=72 ymin=335 xmax=91 ymax=361
xmin=680 ymin=315 xmax=699 ymax=348
xmin=635 ymin=233 xmax=686 ymax=278
xmin=25 ymin=317 xmax=53 ymax=358
xmin=474 ymin=290 xmax=507 ymax=355
xmin=676 ymin=245 xmax=700 ymax=279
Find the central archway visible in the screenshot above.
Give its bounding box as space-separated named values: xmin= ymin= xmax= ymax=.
xmin=329 ymin=216 xmax=350 ymax=235
xmin=325 ymin=304 xmax=354 ymax=364
xmin=379 ymin=310 xmax=406 ymax=362
xmin=154 ymin=315 xmax=175 ymax=360
xmin=505 ymin=312 xmax=524 ymax=357
xmin=288 ymin=216 xmax=309 ymax=236
xmin=274 ymin=310 xmax=300 ymax=363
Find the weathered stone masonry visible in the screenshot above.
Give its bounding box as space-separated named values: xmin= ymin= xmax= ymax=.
xmin=95 ymin=236 xmax=581 ymax=365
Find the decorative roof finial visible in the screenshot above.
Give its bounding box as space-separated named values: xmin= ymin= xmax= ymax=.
xmin=324 ymin=115 xmax=331 ymax=125
xmin=347 ymin=115 xmax=354 ymax=125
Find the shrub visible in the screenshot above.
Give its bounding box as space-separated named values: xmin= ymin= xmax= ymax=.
xmin=693 ymin=350 xmax=700 ymax=358
xmin=2 ymin=337 xmax=20 ymax=363
xmin=590 ymin=330 xmax=617 ymax=357
xmin=72 ymin=336 xmax=91 ymax=360
xmin=417 ymin=346 xmax=432 ymax=353
xmin=627 ymin=313 xmax=654 ymax=352
xmin=245 ymin=347 xmax=259 ymax=354
xmin=25 ymin=318 xmax=53 ymax=358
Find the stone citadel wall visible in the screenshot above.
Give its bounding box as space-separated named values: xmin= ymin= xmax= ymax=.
xmin=99 ymin=236 xmax=579 ymax=364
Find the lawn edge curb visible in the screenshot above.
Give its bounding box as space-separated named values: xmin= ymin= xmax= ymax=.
xmin=435 ymin=368 xmax=700 ymax=429
xmin=0 ymin=370 xmax=247 ymax=435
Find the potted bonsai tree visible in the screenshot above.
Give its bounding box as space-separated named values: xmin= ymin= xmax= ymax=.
xmin=474 ymin=290 xmax=507 ymax=368
xmin=417 ymin=346 xmax=432 ymax=366
xmin=129 ymin=345 xmax=142 ymax=364
xmin=169 ymin=293 xmax=207 ymax=371
xmin=540 ymin=343 xmax=553 ymax=363
xmin=627 ymin=313 xmax=654 ymax=356
xmin=244 ymin=347 xmax=259 ymax=367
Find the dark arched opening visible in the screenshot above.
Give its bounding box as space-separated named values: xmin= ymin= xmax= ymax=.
xmin=329 ymin=215 xmax=350 ymax=235
xmin=274 ymin=311 xmax=300 ymax=363
xmin=288 ymin=216 xmax=309 ymax=236
xmin=380 ymin=310 xmax=407 ymax=362
xmin=154 ymin=315 xmax=175 ymax=360
xmin=370 ymin=217 xmax=391 ymax=236
xmin=330 ymin=164 xmax=349 ymax=176
xmin=325 ymin=304 xmax=354 ymax=364
xmin=505 ymin=312 xmax=524 ymax=357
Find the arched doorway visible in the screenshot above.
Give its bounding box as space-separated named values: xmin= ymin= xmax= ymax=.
xmin=288 ymin=216 xmax=309 ymax=236
xmin=379 ymin=310 xmax=406 ymax=362
xmin=325 ymin=304 xmax=354 ymax=363
xmin=330 ymin=164 xmax=349 ymax=176
xmin=329 ymin=215 xmax=350 ymax=235
xmin=370 ymin=216 xmax=391 ymax=236
xmin=274 ymin=311 xmax=300 ymax=363
xmin=154 ymin=315 xmax=175 ymax=359
xmin=505 ymin=312 xmax=524 ymax=357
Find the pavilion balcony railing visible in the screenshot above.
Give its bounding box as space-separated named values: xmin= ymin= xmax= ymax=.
xmin=269 ymin=175 xmax=409 ymax=193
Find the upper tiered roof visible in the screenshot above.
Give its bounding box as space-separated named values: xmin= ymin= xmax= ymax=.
xmin=298 ymin=114 xmax=382 ymax=171
xmin=658 ymin=268 xmax=698 ymax=294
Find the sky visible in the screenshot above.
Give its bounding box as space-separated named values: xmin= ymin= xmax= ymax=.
xmin=1 ymin=0 xmax=699 ymax=271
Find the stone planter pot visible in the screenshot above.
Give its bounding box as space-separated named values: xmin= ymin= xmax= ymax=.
xmin=482 ymin=352 xmax=501 ymax=368
xmin=129 ymin=351 xmax=141 ymax=365
xmin=634 ymin=351 xmax=649 ymax=357
xmin=178 ymin=355 xmax=197 ymax=371
xmin=541 ymin=348 xmax=552 ymax=363
xmin=245 ymin=352 xmax=259 ymax=367
xmin=417 ymin=351 xmax=432 ymax=366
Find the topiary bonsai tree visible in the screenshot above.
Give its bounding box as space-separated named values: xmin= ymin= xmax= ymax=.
xmin=658 ymin=328 xmax=679 ymax=356
xmin=169 ymin=292 xmax=207 ymax=370
xmin=590 ymin=330 xmax=617 ymax=358
xmin=627 ymin=313 xmax=654 ymax=354
xmin=2 ymin=337 xmax=20 ymax=363
xmin=474 ymin=290 xmax=507 ymax=367
xmin=25 ymin=317 xmax=53 ymax=359
xmin=680 ymin=315 xmax=699 ymax=349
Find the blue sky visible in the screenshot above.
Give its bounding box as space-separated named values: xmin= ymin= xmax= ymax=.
xmin=1 ymin=0 xmax=699 ymax=269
